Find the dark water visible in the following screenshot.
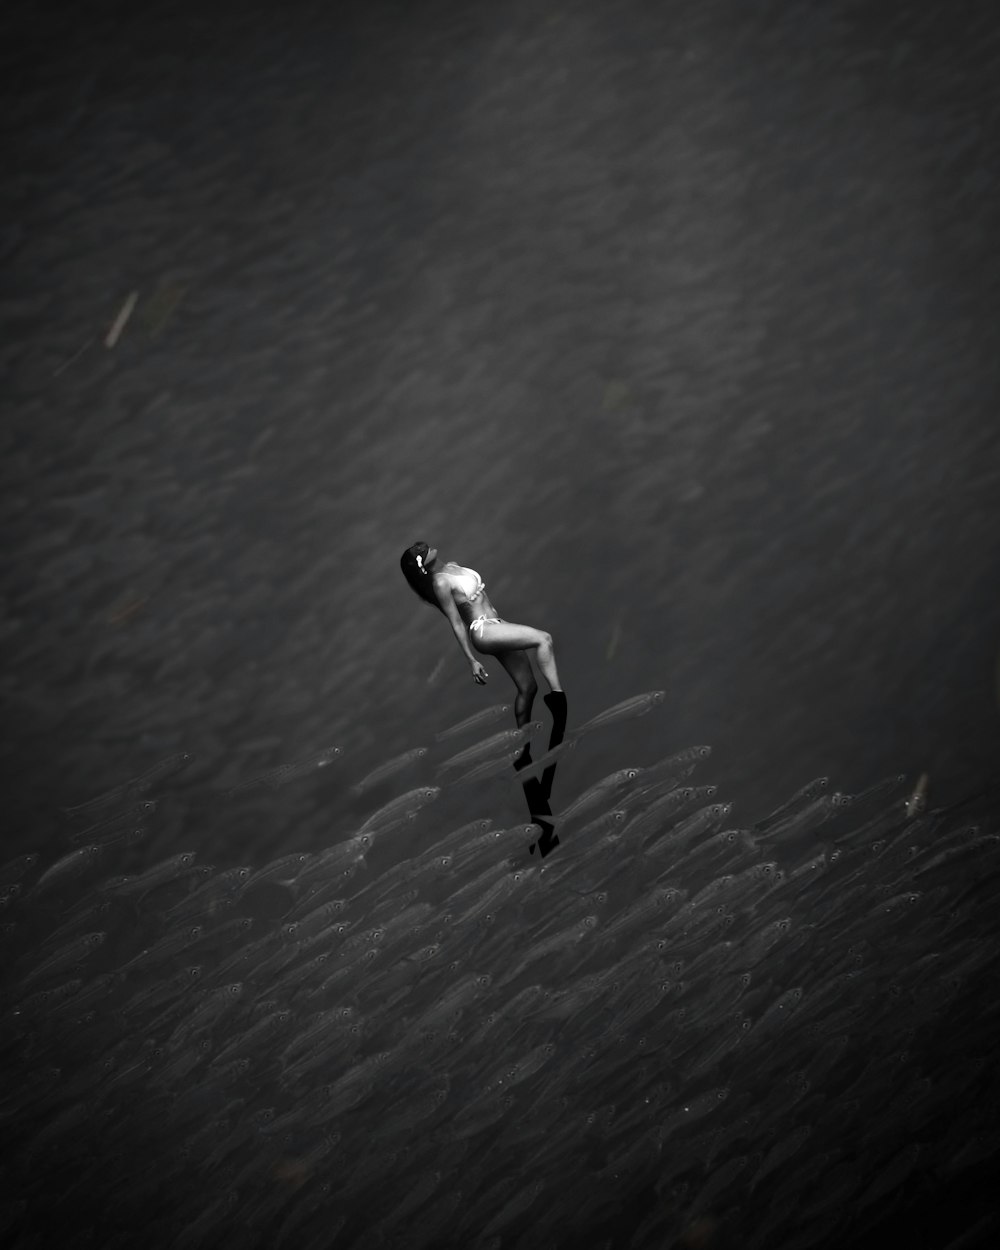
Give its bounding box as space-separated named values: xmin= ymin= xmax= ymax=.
xmin=3 ymin=0 xmax=1000 ymax=1245
xmin=2 ymin=731 xmax=999 ymax=1250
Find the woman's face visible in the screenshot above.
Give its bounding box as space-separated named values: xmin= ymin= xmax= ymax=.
xmin=425 ymin=547 xmax=438 ymax=568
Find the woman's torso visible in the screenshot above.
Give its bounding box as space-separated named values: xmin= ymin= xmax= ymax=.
xmin=436 ymin=562 xmax=499 ymax=626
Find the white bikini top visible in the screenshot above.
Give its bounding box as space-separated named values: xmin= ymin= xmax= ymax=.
xmin=447 ymin=565 xmax=486 ymax=605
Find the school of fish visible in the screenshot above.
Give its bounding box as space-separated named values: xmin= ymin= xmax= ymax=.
xmin=2 ymin=698 xmax=999 ymax=1250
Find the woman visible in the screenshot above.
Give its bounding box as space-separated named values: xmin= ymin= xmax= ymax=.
xmin=400 ymin=541 xmax=567 ymax=749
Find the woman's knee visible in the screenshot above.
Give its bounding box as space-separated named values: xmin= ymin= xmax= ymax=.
xmin=515 ymin=690 xmax=535 ymax=716
xmin=537 ymin=631 xmax=553 ymax=650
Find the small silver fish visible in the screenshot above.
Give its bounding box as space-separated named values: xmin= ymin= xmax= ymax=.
xmin=448 ymin=748 xmax=526 ymax=787
xmin=552 ymin=768 xmax=644 ymax=825
xmin=225 ymin=746 xmax=341 ymax=797
xmin=357 ymin=786 xmax=440 ymax=836
xmin=752 ymin=777 xmax=830 ymax=833
xmin=351 ymin=747 xmax=429 ymax=795
xmin=905 ymin=772 xmax=928 ymax=819
xmin=68 ymin=799 xmax=158 ymax=844
xmin=118 ymin=924 xmax=204 ymax=973
xmin=275 ymin=745 xmax=342 ymax=785
xmin=437 ymin=723 xmax=544 ymax=773
xmin=435 ymin=704 xmax=513 ymax=741
xmin=18 ymin=932 xmax=107 ymax=989
xmin=424 ymin=818 xmax=494 ymax=857
xmin=572 ymin=690 xmax=666 ymax=736
xmin=109 ymin=850 xmax=198 ymax=897
xmin=643 ymin=745 xmax=712 ymax=777
xmin=247 ymin=852 xmax=314 ymax=889
xmin=27 ymin=845 xmax=105 ymax=898
xmin=225 ymin=765 xmax=290 ymax=797
xmin=62 ymin=751 xmax=193 ymax=817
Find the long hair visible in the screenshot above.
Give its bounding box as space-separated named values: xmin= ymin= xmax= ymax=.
xmin=400 ymin=540 xmax=444 ymax=614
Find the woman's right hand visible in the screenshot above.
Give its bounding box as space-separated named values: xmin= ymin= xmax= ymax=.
xmin=470 ymin=661 xmax=489 ymax=685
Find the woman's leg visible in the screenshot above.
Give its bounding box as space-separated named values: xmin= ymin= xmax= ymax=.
xmin=492 ymin=646 xmax=556 ymax=831
xmin=473 ymin=622 xmax=562 ymax=693
xmin=478 ymin=625 xmax=566 ymax=846
xmin=494 ymin=648 xmax=539 ymax=729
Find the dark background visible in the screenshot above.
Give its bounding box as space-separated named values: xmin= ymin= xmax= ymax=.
xmin=3 ymin=0 xmax=999 ymax=913
xmin=3 ymin=3 xmax=1000 ymax=1248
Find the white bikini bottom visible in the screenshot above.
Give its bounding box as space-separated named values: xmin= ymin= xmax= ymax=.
xmin=469 ymin=615 xmax=502 ymax=636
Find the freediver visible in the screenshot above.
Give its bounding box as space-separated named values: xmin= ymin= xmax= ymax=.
xmin=400 ymin=540 xmax=567 ymax=852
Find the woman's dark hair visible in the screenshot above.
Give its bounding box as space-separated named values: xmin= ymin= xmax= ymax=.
xmin=401 ymin=540 xmax=444 ymax=614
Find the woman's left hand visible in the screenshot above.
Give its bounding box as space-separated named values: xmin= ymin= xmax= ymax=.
xmin=470 ymin=661 xmax=489 ymax=684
